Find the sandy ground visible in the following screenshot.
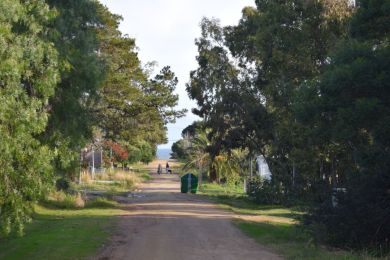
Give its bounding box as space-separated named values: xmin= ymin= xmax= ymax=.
xmin=94 ymin=171 xmax=282 ymax=260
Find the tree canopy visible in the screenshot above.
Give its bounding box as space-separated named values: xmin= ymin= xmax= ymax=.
xmin=0 ymin=0 xmax=59 ymax=236
xmin=0 ymin=0 xmax=183 ymax=236
xmin=183 ymin=0 xmax=389 ymax=253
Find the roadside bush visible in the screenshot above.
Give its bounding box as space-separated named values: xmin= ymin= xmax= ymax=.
xmin=43 ymin=191 xmax=85 ymax=209
xmin=307 ymin=170 xmax=390 ymax=256
xmin=55 ymin=178 xmax=70 ymax=191
xmin=247 ymin=176 xmax=283 ymax=204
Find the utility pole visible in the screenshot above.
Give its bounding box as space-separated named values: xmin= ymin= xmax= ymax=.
xmin=100 ymin=147 xmax=103 ymax=171
xmin=198 ymin=161 xmax=203 ymax=191
xmin=110 ymin=146 xmax=113 ymax=169
xmin=92 ymin=148 xmax=95 ymax=179
xmin=250 ymin=156 xmax=253 ymax=177
xmin=79 ymin=150 xmax=82 ymax=184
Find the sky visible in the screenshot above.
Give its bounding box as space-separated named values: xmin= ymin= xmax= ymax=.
xmin=99 ymin=0 xmax=255 ymax=149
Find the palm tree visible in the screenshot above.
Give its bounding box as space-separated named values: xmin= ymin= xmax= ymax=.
xmin=183 ymin=130 xmax=247 ymax=188
xmin=183 ymin=131 xmax=210 ymax=190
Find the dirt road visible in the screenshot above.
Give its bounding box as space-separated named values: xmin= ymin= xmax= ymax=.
xmin=96 ymin=173 xmax=282 ymax=260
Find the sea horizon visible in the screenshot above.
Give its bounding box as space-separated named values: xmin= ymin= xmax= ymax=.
xmin=157 ymin=148 xmax=172 ymax=160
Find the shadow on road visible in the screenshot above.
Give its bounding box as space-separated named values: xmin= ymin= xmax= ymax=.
xmin=96 ymin=173 xmax=282 ymax=260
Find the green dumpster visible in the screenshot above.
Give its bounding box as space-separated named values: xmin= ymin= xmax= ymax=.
xmin=181 ymin=173 xmax=198 ymax=193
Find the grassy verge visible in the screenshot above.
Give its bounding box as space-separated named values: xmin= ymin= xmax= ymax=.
xmin=199 ymin=182 xmax=366 ymax=260
xmin=0 ymin=168 xmax=152 ymax=259
xmin=0 ymin=202 xmax=127 ymax=260
xmin=73 ymin=169 xmax=150 ymax=195
xmin=199 ymin=183 xmax=303 ymax=221
xmin=237 ymin=221 xmax=363 ymax=259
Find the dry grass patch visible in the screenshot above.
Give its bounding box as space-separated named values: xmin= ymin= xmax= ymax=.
xmin=76 ymin=169 xmax=142 ymax=194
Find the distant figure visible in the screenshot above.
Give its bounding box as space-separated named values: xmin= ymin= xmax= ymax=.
xmin=157 ymin=164 xmax=162 ymax=175
xmin=166 ymin=162 xmax=171 ymax=174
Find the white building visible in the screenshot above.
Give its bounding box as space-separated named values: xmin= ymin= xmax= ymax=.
xmin=255 ymin=155 xmax=271 ymax=180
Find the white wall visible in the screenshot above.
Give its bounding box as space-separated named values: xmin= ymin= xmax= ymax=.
xmin=256 ymin=155 xmax=271 ymax=180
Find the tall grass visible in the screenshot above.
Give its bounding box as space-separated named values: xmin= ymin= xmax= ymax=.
xmin=42 ymin=190 xmax=123 ymax=209
xmin=77 ymin=169 xmax=141 ymax=193
xmin=42 ymin=191 xmax=85 ymax=209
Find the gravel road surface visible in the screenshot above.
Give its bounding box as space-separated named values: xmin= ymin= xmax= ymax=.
xmin=95 ymin=171 xmax=282 ymax=260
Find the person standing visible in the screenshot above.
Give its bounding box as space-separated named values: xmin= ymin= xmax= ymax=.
xmin=166 ymin=162 xmax=170 ymax=174
xmin=157 ymin=163 xmax=162 ymax=175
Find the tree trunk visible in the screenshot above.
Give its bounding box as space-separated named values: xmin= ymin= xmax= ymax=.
xmin=198 ymin=164 xmax=203 ymax=191
xmin=209 ymin=165 xmax=217 ymax=182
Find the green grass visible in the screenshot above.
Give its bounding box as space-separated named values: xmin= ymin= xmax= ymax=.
xmin=199 ymin=182 xmax=303 ymax=221
xmin=199 ymin=182 xmax=367 ymax=259
xmin=200 ymin=182 xmax=246 ymax=196
xmin=75 ymin=182 xmax=131 ymax=194
xmin=0 ymin=203 xmax=126 ymax=260
xmin=139 ymin=172 xmax=152 ymax=181
xmin=237 ymin=221 xmax=364 ymax=259
xmin=0 ymin=167 xmax=153 ymax=259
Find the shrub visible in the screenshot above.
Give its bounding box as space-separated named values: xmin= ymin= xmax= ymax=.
xmin=55 ymin=178 xmax=70 ymax=191
xmin=307 ymin=171 xmax=390 ymax=256
xmin=43 ymin=191 xmax=85 ymax=209
xmin=247 ymin=176 xmax=284 ymax=204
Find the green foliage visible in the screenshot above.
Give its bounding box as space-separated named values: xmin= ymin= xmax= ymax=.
xmin=42 ymin=0 xmax=106 ymax=179
xmin=247 ymin=177 xmax=284 ymax=205
xmin=200 ymin=181 xmax=361 ymax=258
xmin=93 ymin=3 xmax=185 ymax=161
xmin=180 ymin=125 xmax=246 ymax=184
xmin=126 ymin=144 xmax=143 ymax=164
xmin=0 ymin=0 xmax=181 ymax=238
xmin=0 ymin=0 xmax=59 ymax=236
xmin=187 ymin=18 xmax=269 ymax=155
xmin=171 ymin=121 xmax=205 ymax=160
xmin=301 ymin=0 xmax=390 ymax=252
xmin=138 ymin=141 xmax=155 ymax=164
xmin=171 ymin=140 xmax=189 ymax=160
xmin=350 ymin=0 xmax=390 ymax=42
xmin=237 ymin=221 xmax=361 ymax=259
xmin=55 ymin=178 xmax=70 ymax=191
xmin=186 ymin=0 xmax=389 ymax=253
xmin=223 ymin=0 xmax=352 ymax=202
